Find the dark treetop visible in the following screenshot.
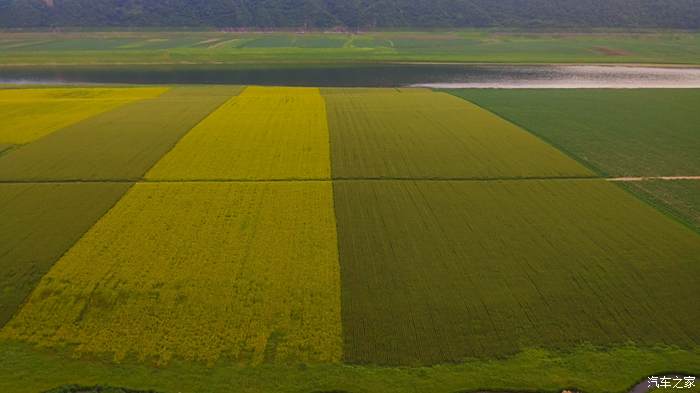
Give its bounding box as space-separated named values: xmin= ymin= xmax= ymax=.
xmin=1 ymin=0 xmax=699 ymax=29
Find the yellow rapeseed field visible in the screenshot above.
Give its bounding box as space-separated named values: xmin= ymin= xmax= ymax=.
xmin=146 ymin=86 xmax=331 ymax=180
xmin=0 ymin=87 xmax=167 ymax=144
xmin=1 ymin=182 xmax=342 ymax=366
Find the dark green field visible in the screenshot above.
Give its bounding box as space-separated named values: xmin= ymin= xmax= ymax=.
xmin=334 ymin=179 xmax=700 ymax=365
xmin=623 ymin=180 xmax=700 ymax=231
xmin=450 ymin=88 xmax=700 ymax=232
xmin=449 ymin=89 xmax=700 ymax=176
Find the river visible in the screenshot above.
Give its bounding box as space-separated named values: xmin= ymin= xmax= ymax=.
xmin=1 ymin=64 xmax=700 ymax=88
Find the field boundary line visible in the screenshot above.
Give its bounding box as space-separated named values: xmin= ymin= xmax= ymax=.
xmin=3 ymin=176 xmax=700 ymax=185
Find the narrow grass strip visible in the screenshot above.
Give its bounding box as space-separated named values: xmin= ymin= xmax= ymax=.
xmin=0 ymin=341 xmax=697 ymax=393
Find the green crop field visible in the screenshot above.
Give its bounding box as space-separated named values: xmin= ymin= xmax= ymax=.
xmin=449 ymin=89 xmax=700 ymax=176
xmin=333 ymin=179 xmax=699 ymax=365
xmin=322 ymin=88 xmax=592 ymax=179
xmin=622 ymin=180 xmax=700 ymax=231
xmin=449 ymin=88 xmax=700 ymax=233
xmin=1 ymin=30 xmax=700 ymax=66
xmin=0 ymin=85 xmax=697 ymax=393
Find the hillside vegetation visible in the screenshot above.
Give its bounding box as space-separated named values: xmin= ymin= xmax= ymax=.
xmin=1 ymin=0 xmax=699 ymax=29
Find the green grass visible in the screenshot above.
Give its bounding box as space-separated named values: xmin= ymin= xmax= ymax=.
xmin=0 ymin=341 xmax=698 ymax=393
xmin=0 ymin=183 xmax=131 ymax=327
xmin=0 ymin=86 xmax=241 ymax=181
xmin=447 ymin=89 xmax=700 ymax=177
xmin=621 ymin=180 xmax=700 ymax=232
xmin=333 ymin=179 xmax=700 ymax=365
xmin=1 ymin=30 xmax=700 ymax=65
xmin=322 ymin=88 xmax=591 ymax=179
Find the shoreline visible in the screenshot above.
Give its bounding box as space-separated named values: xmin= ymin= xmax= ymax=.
xmin=1 ymin=61 xmax=700 ymax=68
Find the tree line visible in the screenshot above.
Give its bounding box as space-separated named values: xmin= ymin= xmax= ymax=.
xmin=1 ymin=0 xmax=699 ymax=29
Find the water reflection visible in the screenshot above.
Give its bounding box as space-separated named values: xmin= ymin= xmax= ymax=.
xmin=1 ymin=64 xmax=700 ymax=88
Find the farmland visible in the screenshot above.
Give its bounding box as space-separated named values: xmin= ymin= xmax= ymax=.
xmin=147 ymin=87 xmax=330 ymax=180
xmin=2 ymin=182 xmax=342 ymax=365
xmin=0 ymin=87 xmax=165 ymax=144
xmin=0 ymin=85 xmax=698 ymax=393
xmin=0 ymin=86 xmax=238 ymax=181
xmin=2 ymin=31 xmax=700 ymax=66
xmin=449 ymin=89 xmax=700 ymax=177
xmin=450 ymin=88 xmax=700 ymax=232
xmin=0 ymin=183 xmax=131 ymax=326
xmin=622 ymin=180 xmax=700 ymax=231
xmin=323 ymin=88 xmax=592 ymax=179
xmin=334 ymin=179 xmax=700 ymax=365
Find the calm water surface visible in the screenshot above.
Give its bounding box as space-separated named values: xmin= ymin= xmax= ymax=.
xmin=1 ymin=64 xmax=700 ymax=88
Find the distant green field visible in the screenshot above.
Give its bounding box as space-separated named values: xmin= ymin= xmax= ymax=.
xmin=1 ymin=30 xmax=700 ymax=65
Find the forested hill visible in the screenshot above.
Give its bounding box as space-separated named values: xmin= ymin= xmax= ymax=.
xmin=1 ymin=0 xmax=699 ymax=29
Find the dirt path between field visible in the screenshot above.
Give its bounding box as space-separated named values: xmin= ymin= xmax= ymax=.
xmin=608 ymin=176 xmax=700 ymax=182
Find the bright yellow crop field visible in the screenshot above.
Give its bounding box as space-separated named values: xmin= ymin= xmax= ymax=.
xmin=146 ymin=86 xmax=331 ymax=180
xmin=1 ymin=181 xmax=342 ymax=365
xmin=0 ymin=87 xmax=167 ymax=144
